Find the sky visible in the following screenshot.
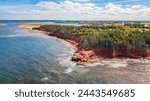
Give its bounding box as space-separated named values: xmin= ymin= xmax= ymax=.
xmin=0 ymin=0 xmax=150 ymax=20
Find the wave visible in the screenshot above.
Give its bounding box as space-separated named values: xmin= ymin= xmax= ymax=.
xmin=85 ymin=62 xmax=105 ymax=67
xmin=41 ymin=77 xmax=48 ymax=81
xmin=55 ymin=41 xmax=76 ymax=73
xmin=0 ymin=34 xmax=42 ymax=38
xmin=56 ymin=53 xmax=76 ymax=73
xmin=101 ymin=59 xmax=128 ymax=68
xmin=126 ymin=58 xmax=150 ymax=64
xmin=59 ymin=58 xmax=76 ymax=73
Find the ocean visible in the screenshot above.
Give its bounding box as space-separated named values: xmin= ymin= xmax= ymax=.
xmin=0 ymin=21 xmax=150 ymax=84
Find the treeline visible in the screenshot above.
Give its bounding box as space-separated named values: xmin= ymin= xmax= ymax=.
xmin=38 ymin=25 xmax=150 ymax=50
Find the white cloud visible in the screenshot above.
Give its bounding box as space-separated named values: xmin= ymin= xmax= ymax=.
xmin=34 ymin=1 xmax=150 ymax=20
xmin=0 ymin=1 xmax=150 ymax=20
xmin=36 ymin=1 xmax=102 ymax=14
xmin=76 ymin=0 xmax=91 ymax=1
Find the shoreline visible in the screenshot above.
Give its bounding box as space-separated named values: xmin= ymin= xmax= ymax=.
xmin=18 ymin=24 xmax=78 ymax=50
xmin=18 ymin=24 xmax=98 ymax=64
xmin=17 ymin=24 xmax=150 ymax=65
xmin=17 ymin=24 xmax=78 ymax=56
xmin=32 ymin=29 xmax=99 ymax=64
xmin=33 ymin=29 xmax=79 ymax=52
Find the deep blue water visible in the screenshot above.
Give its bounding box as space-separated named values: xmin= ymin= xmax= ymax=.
xmin=1 ymin=21 xmax=148 ymax=84
xmin=0 ymin=21 xmax=109 ymax=84
xmin=0 ymin=22 xmax=79 ymax=83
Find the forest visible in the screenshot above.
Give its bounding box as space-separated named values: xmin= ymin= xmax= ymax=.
xmin=38 ymin=24 xmax=150 ymax=51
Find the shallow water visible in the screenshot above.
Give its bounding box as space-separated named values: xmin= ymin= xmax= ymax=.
xmin=0 ymin=21 xmax=150 ymax=84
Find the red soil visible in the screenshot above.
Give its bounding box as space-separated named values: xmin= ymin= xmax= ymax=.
xmin=32 ymin=28 xmax=150 ymax=63
xmin=93 ymin=48 xmax=149 ymax=58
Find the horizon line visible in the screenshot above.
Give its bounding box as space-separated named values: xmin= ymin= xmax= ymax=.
xmin=0 ymin=20 xmax=150 ymax=22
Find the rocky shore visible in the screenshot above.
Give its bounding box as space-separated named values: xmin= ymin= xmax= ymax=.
xmin=19 ymin=24 xmax=150 ymax=65
xmin=32 ymin=27 xmax=98 ymax=64
xmin=15 ymin=24 xmax=150 ymax=84
xmin=34 ymin=28 xmax=150 ymax=64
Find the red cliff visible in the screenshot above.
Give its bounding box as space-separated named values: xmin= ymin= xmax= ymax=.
xmin=32 ymin=28 xmax=150 ymax=63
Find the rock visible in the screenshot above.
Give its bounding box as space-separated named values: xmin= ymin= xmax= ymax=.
xmin=80 ymin=50 xmax=94 ymax=57
xmin=146 ymin=57 xmax=150 ymax=60
xmin=32 ymin=28 xmax=40 ymax=30
xmin=71 ymin=50 xmax=95 ymax=62
xmin=81 ymin=58 xmax=88 ymax=62
xmin=72 ymin=53 xmax=83 ymax=62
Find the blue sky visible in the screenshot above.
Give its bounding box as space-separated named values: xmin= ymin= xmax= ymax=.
xmin=0 ymin=0 xmax=149 ymax=5
xmin=0 ymin=0 xmax=150 ymax=20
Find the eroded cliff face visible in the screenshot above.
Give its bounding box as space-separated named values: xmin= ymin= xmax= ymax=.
xmin=94 ymin=48 xmax=149 ymax=58
xmin=72 ymin=48 xmax=149 ymax=63
xmin=32 ymin=28 xmax=150 ymax=63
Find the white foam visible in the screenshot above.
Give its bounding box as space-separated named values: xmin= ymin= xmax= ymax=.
xmin=55 ymin=42 xmax=76 ymax=73
xmin=61 ymin=59 xmax=76 ymax=73
xmin=102 ymin=59 xmax=128 ymax=68
xmin=0 ymin=34 xmax=39 ymax=38
xmin=59 ymin=59 xmax=75 ymax=67
xmin=126 ymin=58 xmax=150 ymax=64
xmin=65 ymin=67 xmax=75 ymax=73
xmin=56 ymin=55 xmax=76 ymax=73
xmin=85 ymin=62 xmax=105 ymax=67
xmin=41 ymin=77 xmax=48 ymax=81
xmin=58 ymin=54 xmax=69 ymax=56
